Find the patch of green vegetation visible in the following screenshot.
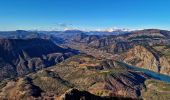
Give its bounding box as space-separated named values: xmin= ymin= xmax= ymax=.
xmin=145 ymin=79 xmax=157 ymax=85
xmin=0 ymin=81 xmax=7 ymax=89
xmin=163 ymin=50 xmax=170 ymax=57
xmin=33 ymin=76 xmax=70 ymax=94
xmin=146 ymin=79 xmax=170 ymax=91
xmin=142 ymin=90 xmax=170 ymax=100
xmin=0 ymin=79 xmax=10 ymax=89
xmin=99 ymin=69 xmax=125 ymax=76
xmin=152 ymin=45 xmax=170 ymax=57
xmin=142 ymin=79 xmax=170 ymax=100
xmin=114 ymin=61 xmax=130 ymax=70
xmin=31 ymin=70 xmax=73 ymax=95
xmin=142 ymin=45 xmax=164 ymax=58
xmin=127 ymin=58 xmax=142 ymax=65
xmin=95 ymin=90 xmax=111 ymax=96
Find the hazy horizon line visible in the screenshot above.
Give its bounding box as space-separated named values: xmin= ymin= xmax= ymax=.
xmin=0 ymin=27 xmax=170 ymax=32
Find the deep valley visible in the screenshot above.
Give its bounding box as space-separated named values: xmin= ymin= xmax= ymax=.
xmin=0 ymin=29 xmax=170 ymax=100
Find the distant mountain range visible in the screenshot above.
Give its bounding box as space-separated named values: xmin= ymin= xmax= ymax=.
xmin=67 ymin=29 xmax=170 ymax=75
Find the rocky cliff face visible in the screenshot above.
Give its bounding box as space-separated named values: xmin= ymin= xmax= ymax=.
xmin=121 ymin=45 xmax=170 ymax=75
xmin=0 ymin=38 xmax=76 ymax=81
xmin=159 ymin=57 xmax=170 ymax=75
xmin=122 ymin=45 xmax=159 ymax=72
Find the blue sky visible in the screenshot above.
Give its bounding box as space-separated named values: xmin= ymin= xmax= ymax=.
xmin=0 ymin=0 xmax=170 ymax=31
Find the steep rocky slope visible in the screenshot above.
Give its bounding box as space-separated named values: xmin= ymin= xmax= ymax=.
xmin=121 ymin=45 xmax=159 ymax=72
xmin=0 ymin=54 xmax=148 ymax=99
xmin=121 ymin=45 xmax=170 ymax=75
xmin=0 ymin=38 xmax=77 ymax=81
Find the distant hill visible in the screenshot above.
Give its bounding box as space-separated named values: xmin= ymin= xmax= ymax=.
xmin=0 ymin=30 xmax=49 ymax=39
xmin=0 ymin=30 xmax=65 ymax=44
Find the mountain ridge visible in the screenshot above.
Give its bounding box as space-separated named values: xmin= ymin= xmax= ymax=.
xmin=0 ymin=38 xmax=77 ymax=81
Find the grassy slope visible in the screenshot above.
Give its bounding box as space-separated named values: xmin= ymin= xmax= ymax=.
xmin=142 ymin=79 xmax=170 ymax=100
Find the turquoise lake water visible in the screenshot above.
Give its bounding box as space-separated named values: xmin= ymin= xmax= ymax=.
xmin=124 ymin=63 xmax=170 ymax=83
